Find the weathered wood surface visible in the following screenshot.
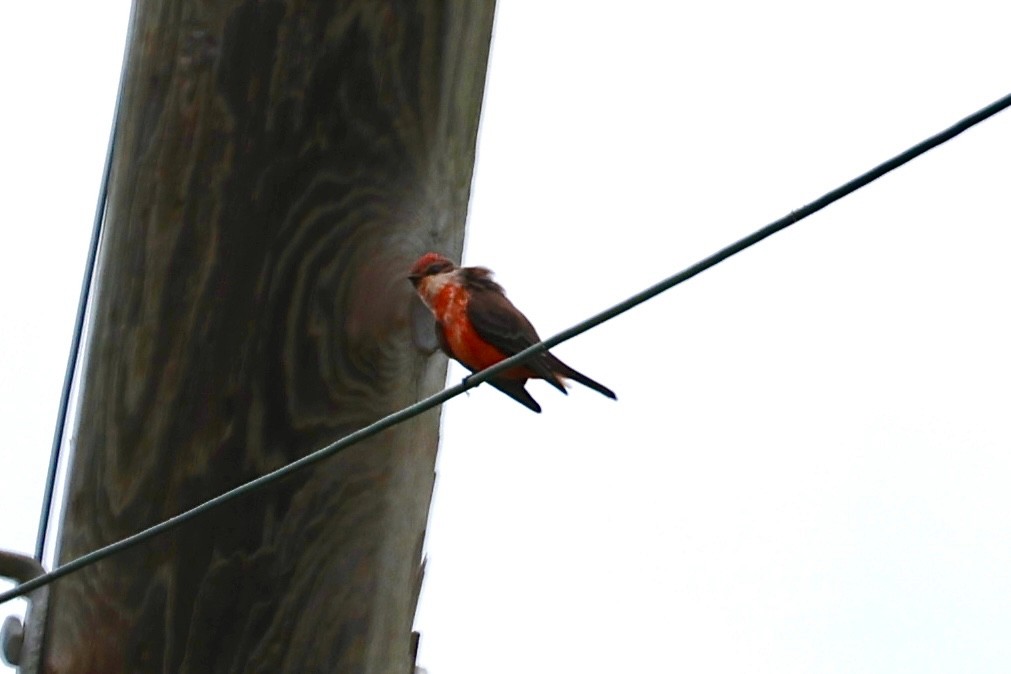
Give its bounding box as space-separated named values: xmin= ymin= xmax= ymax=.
xmin=41 ymin=1 xmax=494 ymax=672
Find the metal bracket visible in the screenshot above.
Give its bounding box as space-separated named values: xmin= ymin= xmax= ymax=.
xmin=0 ymin=550 xmax=48 ymax=674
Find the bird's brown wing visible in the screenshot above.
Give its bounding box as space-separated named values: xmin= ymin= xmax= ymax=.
xmin=464 ymin=286 xmax=567 ymax=393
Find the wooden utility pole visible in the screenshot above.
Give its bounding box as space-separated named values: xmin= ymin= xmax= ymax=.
xmin=40 ymin=1 xmax=494 ymax=672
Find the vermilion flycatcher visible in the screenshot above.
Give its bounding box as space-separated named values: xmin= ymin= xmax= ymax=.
xmin=409 ymin=252 xmax=616 ymax=413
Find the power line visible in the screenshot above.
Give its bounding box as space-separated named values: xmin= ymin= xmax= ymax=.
xmin=35 ymin=65 xmax=123 ymax=566
xmin=34 ymin=2 xmax=137 ymax=563
xmin=3 ymin=90 xmax=1010 ymax=607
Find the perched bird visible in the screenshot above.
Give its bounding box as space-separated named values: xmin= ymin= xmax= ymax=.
xmin=408 ymin=252 xmax=616 ymax=413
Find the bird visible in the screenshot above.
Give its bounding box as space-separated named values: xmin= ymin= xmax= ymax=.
xmin=408 ymin=252 xmax=616 ymax=413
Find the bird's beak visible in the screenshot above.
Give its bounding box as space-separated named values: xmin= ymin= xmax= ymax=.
xmin=407 ymin=273 xmax=421 ymax=286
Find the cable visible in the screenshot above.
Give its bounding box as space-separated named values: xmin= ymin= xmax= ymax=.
xmin=34 ymin=98 xmax=115 ymax=563
xmin=3 ymin=90 xmax=1010 ymax=607
xmin=33 ymin=5 xmax=135 ymax=563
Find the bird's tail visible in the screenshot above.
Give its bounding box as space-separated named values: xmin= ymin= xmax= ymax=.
xmin=488 ymin=378 xmax=543 ymax=413
xmin=548 ymin=355 xmax=617 ymax=400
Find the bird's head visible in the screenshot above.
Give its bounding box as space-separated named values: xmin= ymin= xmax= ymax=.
xmin=408 ymin=252 xmax=456 ymax=288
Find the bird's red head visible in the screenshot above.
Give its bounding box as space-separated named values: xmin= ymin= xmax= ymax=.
xmin=408 ymin=252 xmax=456 ymax=286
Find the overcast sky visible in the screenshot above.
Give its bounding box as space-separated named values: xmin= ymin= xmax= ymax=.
xmin=3 ymin=2 xmax=1011 ymax=673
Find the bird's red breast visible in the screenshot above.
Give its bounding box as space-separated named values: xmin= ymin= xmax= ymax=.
xmin=429 ymin=278 xmax=536 ymax=380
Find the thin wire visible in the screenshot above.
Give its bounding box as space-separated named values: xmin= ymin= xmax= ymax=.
xmin=33 ymin=9 xmax=134 ymax=563
xmin=33 ymin=107 xmax=115 ymax=562
xmin=3 ymin=90 xmax=1010 ymax=606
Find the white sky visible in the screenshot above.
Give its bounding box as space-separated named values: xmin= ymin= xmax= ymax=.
xmin=3 ymin=2 xmax=1011 ymax=673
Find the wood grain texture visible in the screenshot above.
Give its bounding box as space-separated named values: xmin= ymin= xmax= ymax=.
xmin=41 ymin=1 xmax=494 ymax=672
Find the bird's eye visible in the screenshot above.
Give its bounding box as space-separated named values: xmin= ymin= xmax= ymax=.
xmin=426 ymin=263 xmax=443 ymax=275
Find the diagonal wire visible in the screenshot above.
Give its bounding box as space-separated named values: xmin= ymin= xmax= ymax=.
xmin=34 ymin=0 xmax=137 ymax=563
xmin=34 ymin=68 xmax=121 ymax=566
xmin=3 ymin=90 xmax=1010 ymax=607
